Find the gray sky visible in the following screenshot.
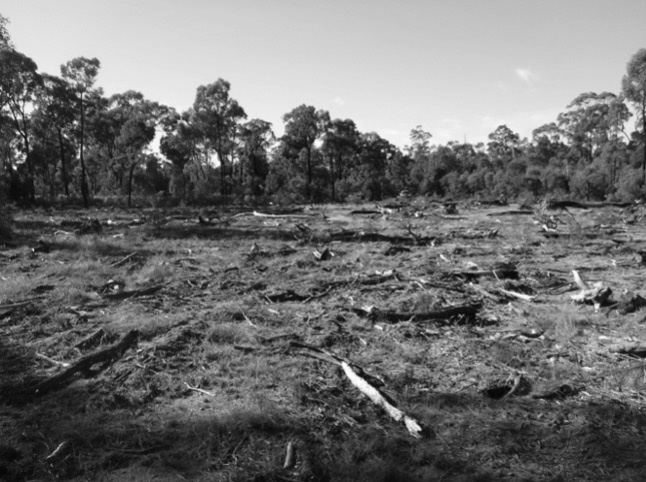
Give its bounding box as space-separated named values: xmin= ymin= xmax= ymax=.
xmin=2 ymin=0 xmax=646 ymax=147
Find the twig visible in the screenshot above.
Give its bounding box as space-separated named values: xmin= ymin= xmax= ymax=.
xmin=35 ymin=353 xmax=71 ymax=368
xmin=110 ymin=252 xmax=137 ymax=267
xmin=498 ymin=289 xmax=536 ymax=302
xmin=184 ymin=382 xmax=216 ymax=397
xmin=283 ymin=441 xmax=296 ymax=469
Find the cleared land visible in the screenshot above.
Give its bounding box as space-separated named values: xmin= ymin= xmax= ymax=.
xmin=1 ymin=200 xmax=646 ymax=481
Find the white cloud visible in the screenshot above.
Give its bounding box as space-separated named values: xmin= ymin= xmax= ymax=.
xmin=515 ymin=68 xmax=540 ymax=86
xmin=333 ymin=97 xmax=345 ymax=106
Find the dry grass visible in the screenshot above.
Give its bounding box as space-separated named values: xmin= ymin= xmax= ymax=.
xmin=2 ymin=203 xmax=646 ymax=481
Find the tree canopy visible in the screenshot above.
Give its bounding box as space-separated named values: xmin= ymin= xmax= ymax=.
xmin=0 ymin=15 xmax=644 ymax=206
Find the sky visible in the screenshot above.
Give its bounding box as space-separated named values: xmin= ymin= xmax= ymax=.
xmin=2 ymin=0 xmax=645 ymax=148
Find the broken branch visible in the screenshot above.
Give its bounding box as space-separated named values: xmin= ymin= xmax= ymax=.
xmin=29 ymin=329 xmax=139 ymax=395
xmin=341 ymin=362 xmax=423 ymax=438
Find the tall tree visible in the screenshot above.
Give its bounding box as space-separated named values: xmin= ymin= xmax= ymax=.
xmin=0 ymin=49 xmax=42 ymax=202
xmin=108 ymin=91 xmax=162 ymax=206
xmin=355 ymin=132 xmax=398 ymax=200
xmin=35 ymin=74 xmax=77 ymax=196
xmin=558 ymin=92 xmax=629 ymax=169
xmin=282 ymin=104 xmax=330 ymax=200
xmin=0 ymin=14 xmax=13 ymax=204
xmin=407 ymin=125 xmax=433 ymax=161
xmin=622 ymin=49 xmax=646 ymax=184
xmin=0 ymin=13 xmax=12 ymax=51
xmin=487 ymin=125 xmax=521 ymax=166
xmin=61 ymin=57 xmax=101 ymax=207
xmin=237 ymin=118 xmax=273 ymax=197
xmin=159 ymin=109 xmax=201 ymax=199
xmin=192 ymin=79 xmax=246 ymax=196
xmin=322 ymin=118 xmax=360 ymax=201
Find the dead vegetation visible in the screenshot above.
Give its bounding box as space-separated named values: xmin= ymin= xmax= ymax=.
xmin=2 ymin=201 xmax=646 ymax=481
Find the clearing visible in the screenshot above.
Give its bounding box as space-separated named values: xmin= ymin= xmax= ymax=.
xmin=1 ymin=199 xmax=646 ymax=481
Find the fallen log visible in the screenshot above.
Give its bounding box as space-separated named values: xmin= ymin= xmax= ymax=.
xmin=355 ymin=303 xmax=481 ymax=323
xmin=0 ymin=300 xmax=33 ymax=317
xmin=570 ymin=270 xmax=612 ymax=311
xmin=104 ymin=284 xmax=164 ymax=300
xmin=327 ymin=230 xmax=436 ymax=245
xmin=349 ymin=209 xmax=382 ymax=215
xmin=609 ymin=345 xmax=646 ymax=358
xmin=234 ymin=210 xmax=311 ymax=219
xmin=35 ymin=353 xmax=71 ymax=368
xmin=289 ymin=341 xmax=385 ymax=387
xmin=29 ymin=329 xmax=139 ymax=395
xmin=74 ymin=328 xmax=106 ymax=350
xmin=264 ymin=290 xmax=309 ymax=303
xmin=615 ymin=291 xmax=646 ymax=315
xmin=290 ymin=342 xmax=421 ymax=436
xmin=449 ymin=228 xmax=499 ymax=240
xmin=110 ymin=252 xmax=138 ymax=267
xmin=547 ymin=200 xmax=634 ymax=210
xmin=447 ymin=267 xmax=519 ymax=280
xmin=497 ymin=289 xmax=536 ymax=302
xmin=486 ymin=210 xmax=534 ymax=216
xmin=341 ymin=362 xmax=423 ymax=438
xmin=319 ymin=272 xmax=400 ymax=291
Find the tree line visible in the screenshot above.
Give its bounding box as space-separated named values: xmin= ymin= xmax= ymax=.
xmin=1 ymin=14 xmax=646 ymax=207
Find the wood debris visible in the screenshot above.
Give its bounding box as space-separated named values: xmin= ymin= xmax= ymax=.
xmin=341 ymin=362 xmax=423 ymax=438
xmin=29 ymin=329 xmax=139 ymax=395
xmin=104 ymin=284 xmax=164 ymax=300
xmin=355 ymin=303 xmax=481 ymax=323
xmin=570 ymin=270 xmax=612 ymax=311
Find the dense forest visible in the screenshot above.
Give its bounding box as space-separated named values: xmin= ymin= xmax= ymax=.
xmin=1 ymin=14 xmax=645 ymax=207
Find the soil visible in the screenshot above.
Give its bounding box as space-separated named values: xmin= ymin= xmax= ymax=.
xmin=1 ymin=200 xmax=646 ymax=481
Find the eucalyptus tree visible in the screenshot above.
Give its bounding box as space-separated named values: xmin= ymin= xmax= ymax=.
xmin=34 ymin=74 xmax=77 ymax=196
xmin=407 ymin=125 xmax=433 ymax=161
xmin=0 ymin=13 xmax=12 ymax=51
xmin=61 ymin=57 xmax=101 ymax=207
xmin=0 ymin=114 xmax=17 ymax=198
xmin=192 ymin=79 xmax=246 ymax=196
xmin=237 ymin=118 xmax=274 ymax=197
xmin=159 ymin=109 xmax=201 ymax=199
xmin=557 ymin=92 xmax=631 ymax=197
xmin=354 ymin=132 xmax=398 ymax=200
xmin=487 ymin=125 xmax=521 ymax=168
xmin=558 ymin=92 xmax=629 ymax=163
xmin=322 ymin=118 xmax=360 ymax=200
xmin=107 ymin=90 xmax=164 ymax=206
xmin=282 ymin=104 xmax=330 ymax=200
xmin=0 ymin=13 xmax=12 ymax=205
xmin=622 ymin=48 xmax=646 ymax=184
xmin=0 ymin=49 xmax=42 ymax=202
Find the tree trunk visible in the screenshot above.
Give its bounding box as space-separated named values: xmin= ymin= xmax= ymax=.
xmin=23 ymin=133 xmax=35 ymax=204
xmin=57 ymin=128 xmax=69 ymax=197
xmin=642 ymin=100 xmax=646 ymax=186
xmin=127 ymin=159 xmax=137 ymax=207
xmin=11 ymin=108 xmax=35 ymax=203
xmin=79 ymin=94 xmax=89 ymax=208
xmin=306 ymin=146 xmax=312 ymax=201
xmin=329 ymin=155 xmax=335 ymax=201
